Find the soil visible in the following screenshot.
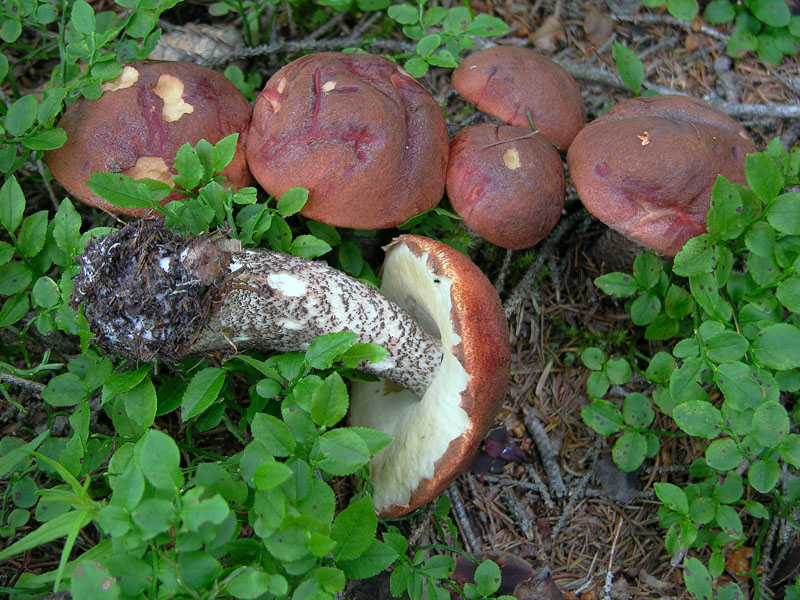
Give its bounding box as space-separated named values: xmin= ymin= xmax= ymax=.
xmin=2 ymin=0 xmax=800 ymax=598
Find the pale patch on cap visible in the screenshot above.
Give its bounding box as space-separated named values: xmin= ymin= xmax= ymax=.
xmin=154 ymin=74 xmax=194 ymax=122
xmin=502 ymin=147 xmax=521 ymax=170
xmin=321 ymin=80 xmax=337 ymax=93
xmin=102 ymin=66 xmax=140 ymax=92
xmin=123 ymin=156 xmax=174 ymax=186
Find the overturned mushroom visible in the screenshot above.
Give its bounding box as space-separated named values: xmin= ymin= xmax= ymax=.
xmin=72 ymin=221 xmax=510 ymax=515
xmin=46 ymin=61 xmax=252 ymax=218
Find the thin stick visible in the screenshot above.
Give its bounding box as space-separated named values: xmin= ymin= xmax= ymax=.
xmin=602 ymin=516 xmax=624 ymax=600
xmin=525 ymin=415 xmax=567 ymax=498
xmin=447 ymin=483 xmax=479 ymax=554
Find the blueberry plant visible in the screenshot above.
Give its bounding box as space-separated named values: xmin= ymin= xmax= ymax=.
xmin=583 ymin=140 xmax=800 ymax=599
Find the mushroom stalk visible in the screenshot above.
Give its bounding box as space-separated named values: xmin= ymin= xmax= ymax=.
xmin=72 ymin=221 xmax=443 ymax=397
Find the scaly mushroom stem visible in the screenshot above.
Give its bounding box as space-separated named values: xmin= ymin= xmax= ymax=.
xmin=72 ymin=220 xmax=443 ymax=397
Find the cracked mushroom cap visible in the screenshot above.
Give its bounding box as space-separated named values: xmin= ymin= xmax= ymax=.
xmin=46 ymin=61 xmax=252 ymax=217
xmin=451 ymin=46 xmax=585 ymax=151
xmin=446 ymin=123 xmax=565 ymax=249
xmin=566 ymin=95 xmax=756 ymax=256
xmin=349 ymin=235 xmax=510 ymax=517
xmin=245 ymin=52 xmax=449 ymax=229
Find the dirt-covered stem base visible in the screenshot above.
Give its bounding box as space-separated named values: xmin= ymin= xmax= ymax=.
xmin=72 ymin=220 xmax=443 ymax=396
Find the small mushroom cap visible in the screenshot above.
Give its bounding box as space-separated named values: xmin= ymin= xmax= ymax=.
xmin=446 ymin=123 xmax=565 ymax=249
xmin=567 ymin=95 xmax=755 ymax=256
xmin=246 ymin=52 xmax=449 ymax=229
xmin=46 ymin=61 xmax=253 ymax=217
xmin=349 ymin=235 xmax=510 ymax=518
xmin=452 ymin=46 xmax=585 ymax=151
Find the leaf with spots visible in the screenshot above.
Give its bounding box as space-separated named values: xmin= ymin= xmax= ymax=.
xmin=581 ymin=399 xmax=622 ymax=435
xmin=752 ymin=401 xmax=790 ymax=447
xmin=707 ymin=175 xmax=750 ymax=240
xmin=612 ymin=431 xmax=647 ymax=472
xmin=689 ymin=273 xmax=732 ymax=321
xmin=683 ymin=557 xmax=713 ymax=600
xmin=612 ymin=43 xmax=644 ymax=93
xmin=331 ymin=495 xmax=377 ymax=561
xmin=752 ymin=323 xmax=800 ymax=370
xmin=672 ymin=400 xmax=723 ymax=439
xmin=748 ymin=458 xmax=780 ymax=493
xmin=594 ymin=271 xmax=640 ymax=297
xmin=70 ymin=560 xmax=120 ymax=600
xmin=673 ymin=234 xmax=717 ymax=277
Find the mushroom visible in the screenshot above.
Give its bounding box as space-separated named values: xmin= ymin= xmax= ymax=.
xmin=445 ymin=123 xmax=565 ymax=249
xmin=71 ymin=220 xmax=510 ymax=516
xmin=46 ymin=61 xmax=253 ymax=218
xmin=566 ymin=95 xmax=756 ymax=256
xmin=245 ymin=52 xmax=450 ymax=230
xmin=451 ymin=46 xmax=586 ymax=151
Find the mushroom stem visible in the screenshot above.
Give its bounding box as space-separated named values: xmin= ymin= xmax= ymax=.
xmin=72 ymin=221 xmax=443 ymax=397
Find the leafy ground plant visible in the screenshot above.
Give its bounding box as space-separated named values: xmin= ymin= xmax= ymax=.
xmin=582 ymin=139 xmax=800 ymax=599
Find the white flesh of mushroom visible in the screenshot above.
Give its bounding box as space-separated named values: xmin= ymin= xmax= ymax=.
xmin=349 ymin=242 xmax=470 ymax=512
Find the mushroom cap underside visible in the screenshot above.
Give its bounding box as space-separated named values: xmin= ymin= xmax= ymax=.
xmin=349 ymin=235 xmax=510 ymax=517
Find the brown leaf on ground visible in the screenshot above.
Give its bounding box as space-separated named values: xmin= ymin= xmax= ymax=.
xmin=529 ymin=16 xmax=566 ymax=51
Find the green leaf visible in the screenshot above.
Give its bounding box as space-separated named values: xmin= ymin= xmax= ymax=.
xmin=705 ymin=438 xmax=743 ymax=470
xmin=172 ymin=143 xmax=203 ymax=190
xmin=467 ymin=14 xmax=509 ymax=36
xmin=630 ymin=291 xmax=661 ymax=325
xmin=581 ymin=400 xmax=622 ymax=435
xmin=4 ymin=95 xmax=38 ymax=136
xmin=704 ymin=330 xmax=748 ymax=363
xmin=0 ymin=509 xmax=92 ymax=561
xmin=474 ymin=559 xmax=502 ymax=596
xmin=605 ymin=357 xmax=631 ymax=385
xmin=226 ymin=569 xmax=272 ymax=599
xmin=131 ymin=498 xmax=176 ymax=538
xmin=22 ymin=128 xmax=67 ymax=150
xmin=776 ymin=276 xmax=800 ymax=312
xmin=442 ymin=6 xmax=471 ymax=33
xmin=714 ymin=362 xmax=763 ymax=410
xmin=594 ymin=272 xmax=640 ymax=297
xmin=766 ymin=192 xmax=800 ymax=234
xmin=253 ymin=459 xmax=293 ymax=490
xmin=53 ymin=198 xmax=82 ymax=258
xmin=683 ymin=557 xmax=712 ymax=600
xmin=751 ymin=0 xmax=791 ymax=27
xmin=134 ymin=429 xmax=183 ymax=490
xmin=339 ymin=343 xmax=388 ymax=368
xmin=612 ymin=432 xmax=647 ymax=472
xmin=664 ymin=284 xmax=694 ymax=319
xmin=251 ymin=413 xmax=296 ymax=456
xmin=673 ymin=235 xmax=716 ymax=276
xmin=313 ymin=429 xmax=370 ymax=476
xmin=0 ymin=18 xmax=22 ymax=44
xmin=612 ymin=43 xmax=645 ymax=93
xmin=748 ymin=459 xmax=780 ymax=493
xmin=673 ymin=401 xmax=723 ymax=439
xmin=212 ymin=133 xmax=238 ymax=173
xmin=666 ymin=0 xmax=698 ymax=19
xmin=416 ymin=34 xmax=441 ymax=58
xmin=71 ymin=560 xmax=121 ymax=599
xmin=87 ymin=173 xmax=154 ymax=209
xmin=654 ymin=482 xmax=689 ymax=514
xmin=689 ymin=273 xmax=732 ymax=321
xmin=388 ymin=3 xmax=419 ymax=25
xmin=581 ymin=347 xmax=605 ymax=371
xmin=16 ymin=211 xmax=48 ymax=258
xmin=622 ymin=393 xmax=654 ymax=428
xmin=290 ymin=235 xmax=331 ymax=259
xmin=339 ymin=539 xmax=399 ymax=580
xmin=586 ymin=371 xmax=610 ymax=398
xmin=745 ymin=221 xmax=776 ymax=257
xmin=331 ymin=495 xmax=377 ymax=560
xmin=311 ymin=372 xmax=349 ymax=427
xmin=276 ymin=187 xmax=309 ymax=216
xmin=706 ymin=175 xmax=748 ymax=240
xmin=305 ymin=331 xmax=359 ymax=369
xmin=633 ymin=252 xmax=662 ymax=289
xmin=752 ymin=323 xmax=800 ymax=370
xmin=0 ymin=262 xmax=31 ymax=296
xmin=645 ymin=352 xmax=676 ymax=384
xmin=689 ymin=497 xmax=716 ymax=524
xmin=42 ymin=373 xmax=87 ymax=407
xmin=71 ymin=0 xmax=96 ymax=35
xmin=0 ymin=176 xmax=25 ymax=233
xmin=0 ymin=293 xmax=29 ymax=327
xmin=704 ymin=0 xmax=736 ymax=23
xmin=747 ymin=152 xmax=783 ymax=201
xmin=181 ymin=367 xmax=226 ymax=420
xmin=752 ymin=401 xmax=790 ymax=447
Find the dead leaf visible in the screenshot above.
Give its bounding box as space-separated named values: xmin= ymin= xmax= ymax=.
xmin=583 ymin=8 xmax=615 ymax=46
xmin=528 ymin=15 xmax=565 ymax=52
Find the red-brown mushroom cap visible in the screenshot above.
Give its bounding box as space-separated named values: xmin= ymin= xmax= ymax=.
xmin=452 ymin=46 xmax=586 ymax=151
xmin=245 ymin=52 xmax=449 ymax=230
xmin=46 ymin=61 xmax=253 ymax=218
xmin=566 ymin=95 xmax=756 ymax=256
xmin=446 ymin=123 xmax=565 ymax=249
xmin=349 ymin=235 xmax=510 ymax=518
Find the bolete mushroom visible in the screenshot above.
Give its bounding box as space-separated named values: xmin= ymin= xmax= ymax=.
xmin=451 ymin=46 xmax=586 ymax=151
xmin=245 ymin=52 xmax=450 ymax=229
xmin=566 ymin=95 xmax=756 ymax=256
xmin=46 ymin=61 xmax=253 ymax=218
xmin=446 ymin=123 xmax=565 ymax=249
xmin=72 ymin=221 xmax=510 ymax=516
